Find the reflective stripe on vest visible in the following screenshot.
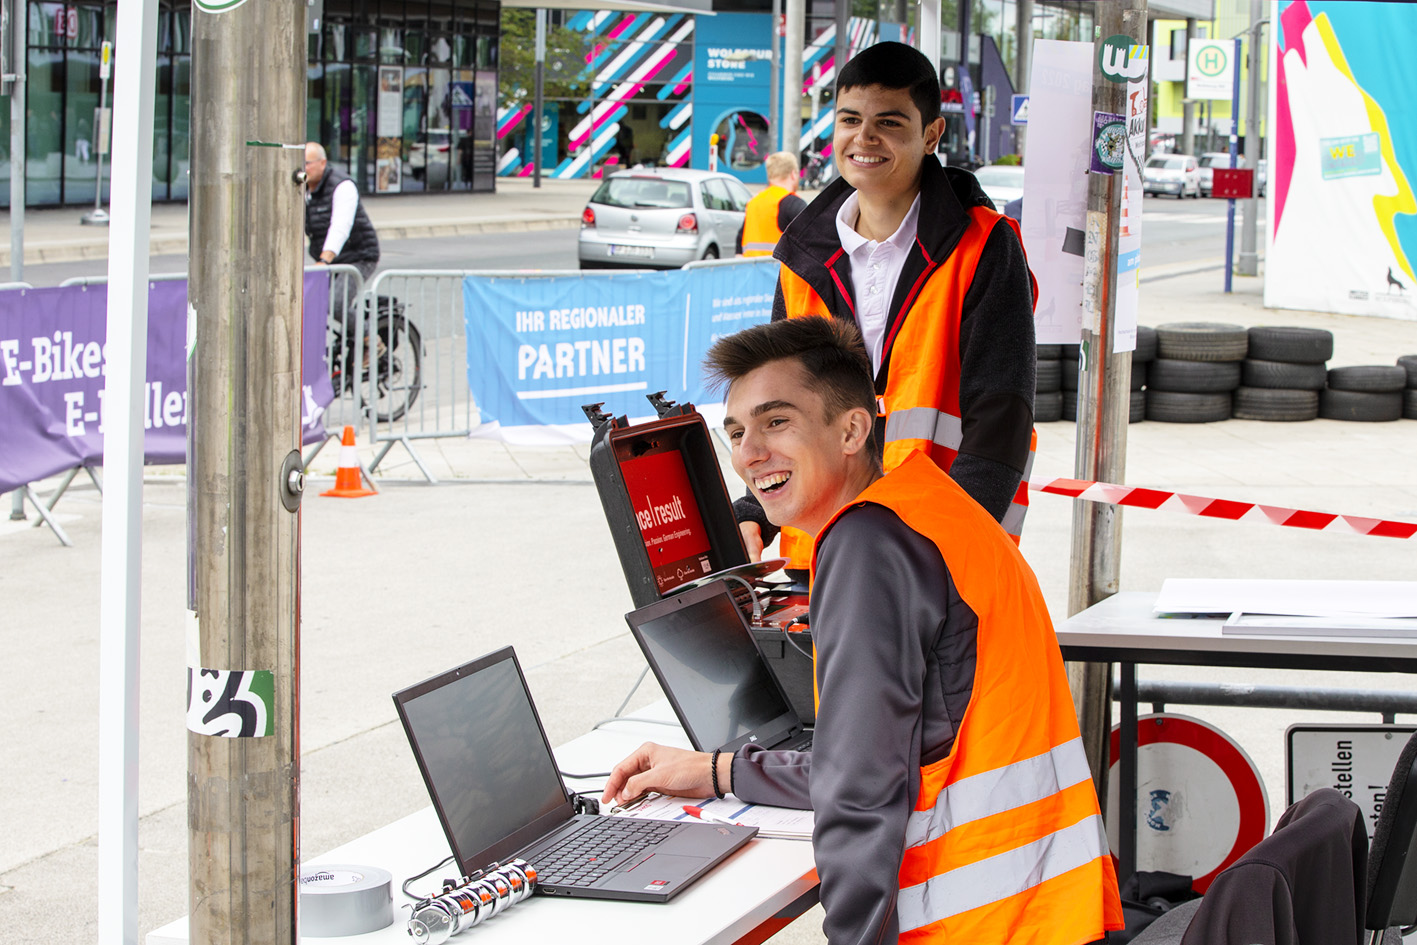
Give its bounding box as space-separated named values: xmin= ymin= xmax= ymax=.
xmin=897 ymin=813 xmax=1110 ymax=931
xmin=902 ymin=737 xmax=1092 ymax=848
xmin=884 ymin=406 xmax=963 ymax=453
xmin=813 ymin=452 xmax=1122 ymax=944
xmin=742 ymin=186 xmax=789 ymax=257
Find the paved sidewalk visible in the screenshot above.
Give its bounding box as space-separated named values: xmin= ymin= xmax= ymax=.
xmin=0 ymin=175 xmax=604 ymax=267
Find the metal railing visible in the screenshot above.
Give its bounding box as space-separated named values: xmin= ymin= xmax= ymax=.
xmin=1115 ymin=670 xmax=1417 ymax=724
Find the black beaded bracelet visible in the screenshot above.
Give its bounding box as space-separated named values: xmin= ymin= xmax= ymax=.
xmin=710 ymin=748 xmax=725 ymax=799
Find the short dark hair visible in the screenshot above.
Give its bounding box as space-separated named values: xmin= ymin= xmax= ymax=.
xmin=836 ymin=41 xmax=941 ymax=131
xmin=704 ymin=316 xmax=877 ymax=423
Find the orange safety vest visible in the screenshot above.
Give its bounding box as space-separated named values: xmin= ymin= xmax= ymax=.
xmin=741 ymin=185 xmax=791 ymax=256
xmin=776 ymin=204 xmax=1037 ymax=567
xmin=812 ymin=451 xmax=1122 ymax=945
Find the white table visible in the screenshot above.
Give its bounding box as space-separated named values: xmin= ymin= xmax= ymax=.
xmin=147 ymin=710 xmax=819 ymax=945
xmin=1054 ymin=590 xmax=1417 ymax=881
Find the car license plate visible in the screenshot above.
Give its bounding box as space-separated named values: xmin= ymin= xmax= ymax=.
xmin=609 ymin=244 xmax=654 ymax=259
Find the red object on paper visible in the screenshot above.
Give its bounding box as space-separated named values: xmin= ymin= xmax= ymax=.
xmin=1211 ymin=167 xmax=1255 ymax=199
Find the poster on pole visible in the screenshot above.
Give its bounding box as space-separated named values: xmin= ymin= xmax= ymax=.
xmin=1112 ymin=63 xmax=1149 ymax=355
xmin=1020 ymin=40 xmax=1093 ymax=344
xmin=1266 ymin=2 xmax=1417 ymax=320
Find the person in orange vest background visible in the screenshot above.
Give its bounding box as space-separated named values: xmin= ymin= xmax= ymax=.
xmin=603 ymin=316 xmax=1121 ymax=945
xmin=734 ymin=42 xmax=1037 ymax=578
xmin=736 ymin=151 xmax=807 ymax=257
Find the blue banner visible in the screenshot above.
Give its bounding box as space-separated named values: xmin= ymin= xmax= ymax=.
xmin=462 ymin=262 xmax=777 ymax=436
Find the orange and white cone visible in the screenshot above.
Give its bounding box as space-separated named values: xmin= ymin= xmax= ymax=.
xmin=321 ymin=425 xmax=376 ymax=498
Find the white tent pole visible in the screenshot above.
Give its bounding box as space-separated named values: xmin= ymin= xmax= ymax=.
xmin=918 ymin=0 xmax=940 ymax=73
xmin=97 ymin=0 xmax=158 ymax=941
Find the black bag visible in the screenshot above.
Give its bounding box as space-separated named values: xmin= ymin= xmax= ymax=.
xmin=1107 ymin=871 xmax=1200 ymax=943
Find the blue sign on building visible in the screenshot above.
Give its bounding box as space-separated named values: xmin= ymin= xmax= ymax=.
xmin=693 ymin=13 xmax=774 ymax=184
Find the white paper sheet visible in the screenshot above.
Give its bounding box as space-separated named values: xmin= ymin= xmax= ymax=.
xmin=1154 ymin=578 xmax=1417 ymax=619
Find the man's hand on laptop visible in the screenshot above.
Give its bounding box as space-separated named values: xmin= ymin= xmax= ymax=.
xmin=602 ymin=742 xmax=727 ymax=807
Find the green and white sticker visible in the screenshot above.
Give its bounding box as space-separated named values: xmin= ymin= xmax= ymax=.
xmin=194 ymin=0 xmax=250 ymax=12
xmin=187 ymin=667 xmax=274 ymax=737
xmin=1099 ymin=34 xmax=1148 ymax=84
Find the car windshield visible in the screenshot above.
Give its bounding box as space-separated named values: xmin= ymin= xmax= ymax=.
xmin=975 ymin=166 xmax=1024 ymax=188
xmin=1146 ymin=156 xmax=1186 ymax=170
xmin=1200 ymin=154 xmax=1234 ymax=168
xmin=590 ymin=177 xmax=693 ymax=210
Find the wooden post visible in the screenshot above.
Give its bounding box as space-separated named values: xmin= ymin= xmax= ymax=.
xmin=1067 ymin=0 xmax=1147 ymax=808
xmin=188 ymin=0 xmax=305 ymax=940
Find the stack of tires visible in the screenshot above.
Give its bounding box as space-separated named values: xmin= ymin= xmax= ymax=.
xmin=1145 ymin=323 xmax=1248 ymax=423
xmin=1402 ymin=356 xmax=1417 ymax=420
xmin=1055 ymin=329 xmax=1152 ymax=423
xmin=1035 ymin=344 xmax=1064 ymax=423
xmin=1132 ymin=326 xmax=1157 ymax=422
xmin=1320 ymin=364 xmax=1407 ymax=422
xmin=1233 ymin=327 xmax=1332 ymax=422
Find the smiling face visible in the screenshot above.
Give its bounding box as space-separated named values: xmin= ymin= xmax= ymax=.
xmin=833 ymin=83 xmax=944 ymax=207
xmin=723 ymin=358 xmax=876 ymax=537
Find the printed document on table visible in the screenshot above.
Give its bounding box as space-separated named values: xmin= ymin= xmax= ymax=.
xmin=611 ymin=793 xmax=814 ymax=840
xmin=1154 ymin=578 xmax=1417 ymax=619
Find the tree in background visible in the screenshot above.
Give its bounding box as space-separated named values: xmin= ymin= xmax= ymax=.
xmin=498 ymin=10 xmax=593 ymax=108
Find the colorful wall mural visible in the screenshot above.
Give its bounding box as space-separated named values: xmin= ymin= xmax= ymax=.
xmin=1267 ymin=1 xmax=1417 ymax=320
xmin=494 ymin=11 xmax=876 ymax=182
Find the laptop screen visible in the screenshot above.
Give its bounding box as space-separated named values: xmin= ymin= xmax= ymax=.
xmin=629 ymin=582 xmax=799 ymax=752
xmin=394 ymin=648 xmax=572 ymax=874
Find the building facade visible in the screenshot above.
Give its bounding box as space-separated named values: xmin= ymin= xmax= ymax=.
xmin=0 ymin=0 xmax=501 ymax=207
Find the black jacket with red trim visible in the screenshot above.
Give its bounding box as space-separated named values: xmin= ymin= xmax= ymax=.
xmin=734 ymin=159 xmax=1036 ymax=542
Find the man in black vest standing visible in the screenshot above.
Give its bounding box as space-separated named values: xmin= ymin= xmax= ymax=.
xmin=304 ymin=142 xmax=381 ymax=334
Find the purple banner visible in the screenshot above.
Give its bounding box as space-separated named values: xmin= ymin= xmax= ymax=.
xmin=0 ymin=273 xmax=333 ymax=494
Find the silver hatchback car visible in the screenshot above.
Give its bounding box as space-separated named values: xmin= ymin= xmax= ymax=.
xmin=577 ymin=168 xmax=752 ymax=270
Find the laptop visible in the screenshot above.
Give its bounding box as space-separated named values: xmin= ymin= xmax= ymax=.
xmin=626 ymin=579 xmax=813 ymax=754
xmin=392 ymin=646 xmax=757 ymax=902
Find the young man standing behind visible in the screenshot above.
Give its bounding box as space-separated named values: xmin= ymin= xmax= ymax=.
xmin=737 ymin=42 xmax=1037 ymax=570
xmin=603 ymin=317 xmax=1120 ymax=945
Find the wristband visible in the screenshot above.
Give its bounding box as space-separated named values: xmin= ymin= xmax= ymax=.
xmin=710 ymin=748 xmax=725 ymax=799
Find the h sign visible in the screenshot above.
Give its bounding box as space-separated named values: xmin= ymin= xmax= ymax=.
xmin=1188 ymin=39 xmax=1236 ymax=100
xmin=1011 ymin=94 xmax=1029 ymax=125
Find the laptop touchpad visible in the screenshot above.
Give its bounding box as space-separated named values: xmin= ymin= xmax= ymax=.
xmin=621 ymin=852 xmax=709 ymax=873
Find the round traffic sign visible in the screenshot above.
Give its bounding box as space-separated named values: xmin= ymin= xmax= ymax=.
xmin=1107 ymin=713 xmax=1269 ymax=893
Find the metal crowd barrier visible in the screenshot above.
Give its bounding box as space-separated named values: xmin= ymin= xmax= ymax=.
xmin=355 ymin=269 xmax=481 ymax=483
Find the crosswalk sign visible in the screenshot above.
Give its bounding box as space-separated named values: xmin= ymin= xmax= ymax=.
xmin=1011 ymin=94 xmax=1029 ymax=125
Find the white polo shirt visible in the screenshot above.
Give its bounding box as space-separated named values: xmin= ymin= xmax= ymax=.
xmin=834 ymin=191 xmax=923 ymax=374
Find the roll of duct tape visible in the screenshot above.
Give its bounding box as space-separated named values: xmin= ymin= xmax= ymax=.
xmin=299 ymin=864 xmax=394 ymax=937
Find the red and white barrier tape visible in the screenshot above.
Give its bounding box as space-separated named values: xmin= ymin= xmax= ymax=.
xmin=1030 ymin=477 xmax=1417 ymax=540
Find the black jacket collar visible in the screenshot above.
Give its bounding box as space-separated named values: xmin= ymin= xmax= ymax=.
xmin=773 ymin=158 xmax=995 ymax=386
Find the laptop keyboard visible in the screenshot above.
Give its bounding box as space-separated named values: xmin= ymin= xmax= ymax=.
xmin=534 ymin=818 xmax=678 ymax=886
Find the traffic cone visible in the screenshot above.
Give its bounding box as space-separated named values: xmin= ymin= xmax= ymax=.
xmin=321 ymin=426 xmax=376 ymax=498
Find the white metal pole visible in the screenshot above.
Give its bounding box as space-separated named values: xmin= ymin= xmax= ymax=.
xmin=918 ymin=0 xmax=940 ymax=74
xmin=97 ymin=0 xmax=158 ymax=942
xmin=781 ymin=0 xmax=803 ymax=158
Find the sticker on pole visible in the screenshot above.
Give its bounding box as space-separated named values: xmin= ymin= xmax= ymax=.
xmin=1108 ymin=713 xmax=1268 ymax=892
xmin=187 ymin=667 xmax=274 ymax=737
xmin=1099 ymin=35 xmax=1147 ymax=84
xmin=194 ymin=0 xmax=250 ymax=12
xmin=1091 ymin=112 xmax=1126 ymax=173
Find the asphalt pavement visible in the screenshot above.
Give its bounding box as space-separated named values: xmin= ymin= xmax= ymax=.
xmin=4 ymin=182 xmax=1417 ymax=944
